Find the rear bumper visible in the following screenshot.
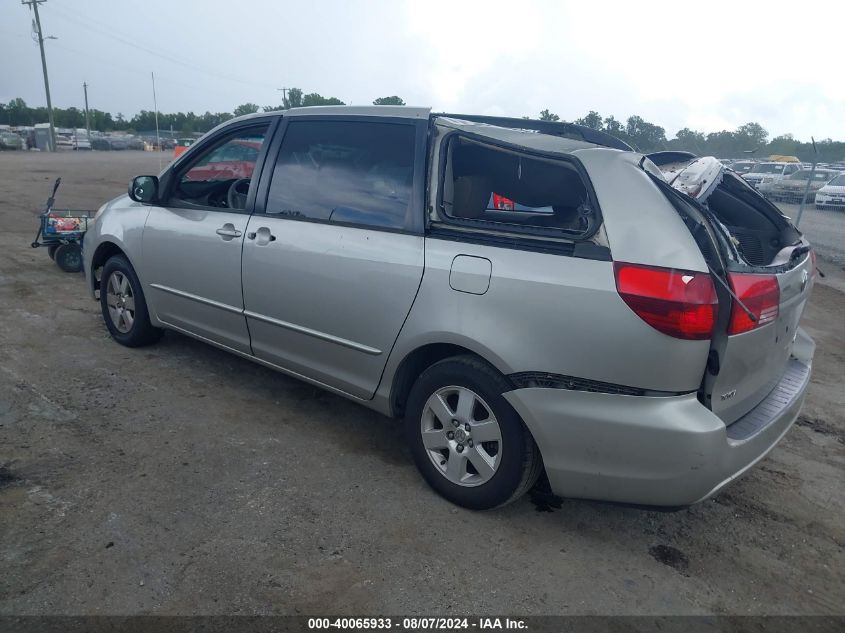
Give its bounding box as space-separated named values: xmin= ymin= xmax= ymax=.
xmin=503 ymin=330 xmax=814 ymax=506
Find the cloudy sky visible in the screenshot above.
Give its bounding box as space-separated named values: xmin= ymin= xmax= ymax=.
xmin=2 ymin=0 xmax=843 ymax=141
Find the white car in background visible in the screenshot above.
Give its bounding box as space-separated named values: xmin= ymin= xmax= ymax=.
xmin=728 ymin=160 xmax=756 ymax=175
xmin=743 ymin=161 xmax=801 ymax=191
xmin=815 ymin=173 xmax=845 ymax=210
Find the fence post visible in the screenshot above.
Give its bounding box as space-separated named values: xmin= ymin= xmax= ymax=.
xmin=794 ymin=137 xmax=817 ymax=228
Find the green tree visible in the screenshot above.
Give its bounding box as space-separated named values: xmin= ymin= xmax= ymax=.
xmin=735 ymin=122 xmax=768 ymax=148
xmin=602 ymin=115 xmax=625 ymax=137
xmin=233 ymin=103 xmax=260 ymax=117
xmin=301 ymin=93 xmax=345 ymax=106
xmin=625 ymin=115 xmax=666 ymax=151
xmin=538 ymin=109 xmax=560 ymax=122
xmin=373 ymin=95 xmax=406 ymax=106
xmin=284 ymin=88 xmax=303 ymax=109
xmin=575 ymin=111 xmax=603 ymax=129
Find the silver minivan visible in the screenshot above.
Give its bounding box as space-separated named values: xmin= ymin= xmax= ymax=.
xmin=83 ymin=107 xmax=815 ymax=510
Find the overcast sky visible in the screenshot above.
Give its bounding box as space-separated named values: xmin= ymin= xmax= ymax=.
xmin=1 ymin=0 xmax=843 ymax=141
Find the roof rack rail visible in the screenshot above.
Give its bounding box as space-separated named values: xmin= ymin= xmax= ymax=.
xmin=434 ymin=113 xmax=633 ymax=152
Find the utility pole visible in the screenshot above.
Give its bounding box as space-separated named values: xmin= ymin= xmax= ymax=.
xmin=151 ymin=72 xmax=161 ymax=151
xmin=23 ymin=0 xmax=56 ymax=151
xmin=83 ymin=82 xmax=91 ymax=145
xmin=277 ymin=87 xmax=288 ymax=108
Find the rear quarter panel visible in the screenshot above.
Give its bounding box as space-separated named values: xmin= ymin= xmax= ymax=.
xmin=384 ymin=237 xmax=712 ymax=395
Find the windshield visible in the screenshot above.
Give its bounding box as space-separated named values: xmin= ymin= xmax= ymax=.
xmin=749 ymin=163 xmax=785 ymax=174
xmin=731 ymin=162 xmax=755 ymax=173
xmin=827 ymin=174 xmax=845 ymax=186
xmin=790 ymin=170 xmax=837 ymax=181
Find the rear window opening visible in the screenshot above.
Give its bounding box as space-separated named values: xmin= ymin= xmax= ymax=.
xmin=651 ymin=156 xmax=802 ymax=268
xmin=705 ymin=173 xmax=800 ymax=267
xmin=440 ymin=135 xmax=597 ymax=238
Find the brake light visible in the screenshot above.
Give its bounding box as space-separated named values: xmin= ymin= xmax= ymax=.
xmin=614 ymin=262 xmax=718 ymax=340
xmin=492 ymin=193 xmax=515 ymax=210
xmin=727 ymin=273 xmax=779 ymax=335
xmin=809 ymin=249 xmax=817 ymax=277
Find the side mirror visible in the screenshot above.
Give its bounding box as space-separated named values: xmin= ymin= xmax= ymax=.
xmin=128 ymin=175 xmax=159 ymax=204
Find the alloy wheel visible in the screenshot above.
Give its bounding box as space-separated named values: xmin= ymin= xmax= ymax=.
xmin=420 ymin=386 xmax=503 ymax=487
xmin=105 ymin=271 xmax=135 ymax=333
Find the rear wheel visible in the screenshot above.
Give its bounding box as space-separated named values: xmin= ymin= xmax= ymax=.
xmin=47 ymin=243 xmax=59 ymax=260
xmin=404 ymin=355 xmax=542 ymax=510
xmin=100 ymin=255 xmax=163 ymax=347
xmin=53 ymin=243 xmax=82 ymax=272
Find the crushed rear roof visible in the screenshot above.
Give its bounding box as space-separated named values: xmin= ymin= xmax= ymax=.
xmin=434 ymin=116 xmax=604 ymax=156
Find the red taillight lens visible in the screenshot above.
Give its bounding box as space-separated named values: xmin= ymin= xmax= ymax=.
xmin=809 ymin=249 xmax=817 ymax=277
xmin=727 ymin=273 xmax=779 ymax=335
xmin=492 ymin=193 xmax=515 ymax=210
xmin=614 ymin=262 xmax=718 ymax=340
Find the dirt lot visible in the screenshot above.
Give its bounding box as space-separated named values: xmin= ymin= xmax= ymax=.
xmin=0 ymin=151 xmax=843 ymax=616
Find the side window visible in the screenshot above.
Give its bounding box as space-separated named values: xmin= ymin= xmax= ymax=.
xmin=170 ymin=125 xmax=268 ymax=210
xmin=266 ymin=120 xmax=416 ymax=230
xmin=441 ymin=136 xmax=594 ymax=236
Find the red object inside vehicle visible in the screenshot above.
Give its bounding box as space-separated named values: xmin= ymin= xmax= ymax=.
xmin=492 ymin=193 xmax=515 ymax=210
xmin=614 ymin=262 xmax=718 ymax=340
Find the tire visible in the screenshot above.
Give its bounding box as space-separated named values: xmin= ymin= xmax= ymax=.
xmin=47 ymin=243 xmax=59 ymax=260
xmin=100 ymin=255 xmax=163 ymax=347
xmin=53 ymin=243 xmax=82 ymax=272
xmin=404 ymin=355 xmax=542 ymax=510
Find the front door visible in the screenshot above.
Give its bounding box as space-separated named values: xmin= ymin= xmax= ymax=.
xmin=141 ymin=123 xmax=271 ymax=353
xmin=241 ymin=118 xmax=425 ymax=398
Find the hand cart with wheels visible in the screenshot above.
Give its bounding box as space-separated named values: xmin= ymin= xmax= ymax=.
xmin=30 ymin=177 xmax=96 ymax=273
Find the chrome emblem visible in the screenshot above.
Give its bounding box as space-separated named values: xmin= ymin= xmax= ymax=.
xmin=800 ymin=269 xmax=809 ymax=292
xmin=720 ymin=389 xmax=737 ymax=401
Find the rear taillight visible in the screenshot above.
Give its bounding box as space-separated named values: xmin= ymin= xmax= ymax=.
xmin=727 ymin=273 xmax=779 ymax=335
xmin=810 ymin=248 xmax=817 ymax=277
xmin=614 ymin=262 xmax=718 ymax=340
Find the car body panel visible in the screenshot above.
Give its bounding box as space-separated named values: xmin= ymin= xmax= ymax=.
xmin=140 ymin=205 xmax=253 ymax=353
xmin=241 ymin=217 xmax=425 ymax=399
xmin=391 ymin=236 xmax=711 ymax=393
xmin=505 ymin=345 xmax=810 ymax=505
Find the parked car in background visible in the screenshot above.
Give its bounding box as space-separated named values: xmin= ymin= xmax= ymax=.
xmin=0 ymin=131 xmax=23 ymax=150
xmin=815 ymin=173 xmax=845 ymax=210
xmin=742 ymin=161 xmax=801 ymax=190
xmin=728 ymin=160 xmax=756 ymax=175
xmin=767 ymin=169 xmax=840 ymax=203
xmin=73 ymin=135 xmax=92 ymax=150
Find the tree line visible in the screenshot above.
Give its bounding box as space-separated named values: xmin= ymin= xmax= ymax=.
xmin=2 ymin=94 xmax=841 ymax=162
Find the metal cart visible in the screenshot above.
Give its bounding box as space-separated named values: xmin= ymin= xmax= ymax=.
xmin=30 ymin=178 xmax=96 ymax=273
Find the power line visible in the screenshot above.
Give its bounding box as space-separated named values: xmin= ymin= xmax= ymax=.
xmin=47 ymin=3 xmax=275 ymax=91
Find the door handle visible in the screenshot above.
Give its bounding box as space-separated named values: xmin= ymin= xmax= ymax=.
xmin=216 ymin=223 xmax=242 ymax=240
xmin=248 ymin=226 xmax=276 ymax=245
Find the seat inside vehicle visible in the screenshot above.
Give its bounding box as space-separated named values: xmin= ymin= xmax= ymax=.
xmin=442 ymin=136 xmax=593 ymax=234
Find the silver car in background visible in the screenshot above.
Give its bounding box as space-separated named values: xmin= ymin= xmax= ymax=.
xmin=83 ymin=107 xmax=816 ymax=510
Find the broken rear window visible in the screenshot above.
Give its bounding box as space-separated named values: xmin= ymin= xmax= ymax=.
xmin=440 ymin=136 xmax=595 ymax=237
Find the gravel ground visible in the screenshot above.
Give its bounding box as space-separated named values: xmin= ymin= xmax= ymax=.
xmin=0 ymin=151 xmax=843 ymax=616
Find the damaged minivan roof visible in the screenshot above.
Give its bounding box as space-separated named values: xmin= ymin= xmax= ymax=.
xmin=434 ymin=116 xmax=611 ymax=157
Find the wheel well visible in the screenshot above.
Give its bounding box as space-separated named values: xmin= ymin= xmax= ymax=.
xmin=389 ymin=343 xmax=507 ymax=418
xmin=90 ymin=242 xmax=125 ymax=291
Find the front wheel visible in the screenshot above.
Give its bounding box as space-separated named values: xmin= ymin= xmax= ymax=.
xmin=404 ymin=355 xmax=542 ymax=510
xmin=100 ymin=255 xmax=163 ymax=347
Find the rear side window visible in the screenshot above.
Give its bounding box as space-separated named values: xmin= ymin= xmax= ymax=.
xmin=266 ymin=120 xmax=416 ymax=230
xmin=440 ymin=136 xmax=595 ymax=236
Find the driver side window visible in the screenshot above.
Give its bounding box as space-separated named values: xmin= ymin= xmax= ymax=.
xmin=169 ymin=124 xmax=268 ymax=210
